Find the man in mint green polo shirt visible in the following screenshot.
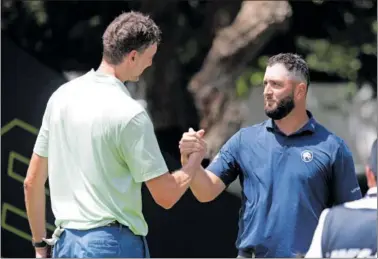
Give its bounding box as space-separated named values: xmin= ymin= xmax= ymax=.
xmin=24 ymin=11 xmax=206 ymax=258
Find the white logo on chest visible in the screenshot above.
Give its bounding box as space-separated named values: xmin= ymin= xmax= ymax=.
xmin=301 ymin=150 xmax=313 ymax=162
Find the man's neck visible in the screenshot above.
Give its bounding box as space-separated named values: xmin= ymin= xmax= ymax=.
xmin=97 ymin=60 xmax=128 ymax=82
xmin=274 ymin=108 xmax=309 ymax=136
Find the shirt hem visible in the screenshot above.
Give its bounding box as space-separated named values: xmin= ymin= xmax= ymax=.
xmin=33 ymin=148 xmax=48 ymax=157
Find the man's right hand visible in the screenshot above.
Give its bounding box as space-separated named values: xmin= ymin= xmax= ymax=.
xmin=179 ymin=128 xmax=226 ymax=203
xmin=145 ymin=128 xmax=207 ymax=209
xmin=179 ymin=128 xmax=206 ymax=166
xmin=35 ymin=247 xmax=49 ymax=258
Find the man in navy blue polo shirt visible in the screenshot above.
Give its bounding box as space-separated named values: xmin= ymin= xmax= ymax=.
xmin=305 ymin=139 xmax=377 ymax=258
xmin=179 ymin=53 xmax=362 ymax=257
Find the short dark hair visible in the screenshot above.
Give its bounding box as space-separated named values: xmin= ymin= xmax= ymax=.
xmin=267 ymin=53 xmax=310 ymax=87
xmin=102 ymin=11 xmax=162 ymax=65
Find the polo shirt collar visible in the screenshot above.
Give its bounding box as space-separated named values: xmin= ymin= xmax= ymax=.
xmin=266 ymin=110 xmax=317 ymax=136
xmin=88 ymin=69 xmax=131 ymax=97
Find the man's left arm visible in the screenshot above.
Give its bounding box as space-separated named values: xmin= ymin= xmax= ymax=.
xmin=24 ymin=153 xmax=49 ymax=243
xmin=24 ymin=98 xmax=51 ymax=257
xmin=331 ymin=140 xmax=362 ymax=205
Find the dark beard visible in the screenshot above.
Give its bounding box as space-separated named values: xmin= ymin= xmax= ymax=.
xmin=265 ymin=94 xmax=295 ymax=120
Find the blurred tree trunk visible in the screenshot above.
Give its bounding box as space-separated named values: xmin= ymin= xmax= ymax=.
xmin=188 ymin=1 xmax=292 ymax=158
xmin=137 ymin=1 xmax=228 ymax=131
xmin=137 ymin=1 xmax=243 ymax=132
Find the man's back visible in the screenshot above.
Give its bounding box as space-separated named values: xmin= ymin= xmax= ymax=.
xmin=39 ymin=70 xmax=152 ymax=234
xmin=306 ymin=188 xmax=377 ymax=258
xmin=322 ymin=201 xmax=377 ymax=257
xmin=25 ymin=12 xmax=194 ymax=258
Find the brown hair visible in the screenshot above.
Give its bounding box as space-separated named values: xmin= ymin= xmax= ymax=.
xmin=268 ymin=53 xmax=310 ymax=87
xmin=102 ymin=11 xmax=162 ymax=65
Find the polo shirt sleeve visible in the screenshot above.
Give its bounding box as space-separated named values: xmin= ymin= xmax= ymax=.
xmin=330 ymin=140 xmax=362 ymax=205
xmin=33 ymin=98 xmax=52 ymax=157
xmin=118 ymin=111 xmax=169 ymax=183
xmin=206 ymin=130 xmax=241 ymax=186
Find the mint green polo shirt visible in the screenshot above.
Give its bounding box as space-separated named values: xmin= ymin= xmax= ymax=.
xmin=33 ymin=69 xmax=168 ymax=236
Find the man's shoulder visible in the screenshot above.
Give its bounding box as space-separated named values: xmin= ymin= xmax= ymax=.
xmin=108 ymin=102 xmax=148 ymax=130
xmin=313 ymin=121 xmax=349 ymax=151
xmin=343 ymin=196 xmax=377 ymax=210
xmin=218 ymin=121 xmax=269 ymax=150
xmin=71 ymin=73 xmax=148 ymax=125
xmin=118 ymin=98 xmax=146 ymax=119
xmin=323 ymin=197 xmax=376 ymax=231
xmin=49 ymin=72 xmax=89 ymax=98
xmin=240 ymin=121 xmax=268 ymax=133
xmin=237 ymin=120 xmax=271 ymax=139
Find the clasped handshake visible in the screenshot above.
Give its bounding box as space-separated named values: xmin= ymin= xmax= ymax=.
xmin=179 ymin=128 xmax=207 ymax=167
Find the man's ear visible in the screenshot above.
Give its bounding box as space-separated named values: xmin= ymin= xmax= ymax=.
xmin=296 ymin=82 xmax=307 ymax=99
xmin=128 ymin=50 xmax=138 ymax=63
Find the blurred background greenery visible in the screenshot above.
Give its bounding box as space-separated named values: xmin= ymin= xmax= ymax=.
xmin=2 ymin=0 xmax=376 ymax=160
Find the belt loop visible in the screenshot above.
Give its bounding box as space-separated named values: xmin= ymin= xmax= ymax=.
xmin=118 ymin=222 xmax=122 ymax=232
xmin=238 ymin=248 xmax=255 ymax=258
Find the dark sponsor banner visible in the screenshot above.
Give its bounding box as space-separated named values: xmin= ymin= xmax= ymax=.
xmin=1 ymin=35 xmax=66 ymax=257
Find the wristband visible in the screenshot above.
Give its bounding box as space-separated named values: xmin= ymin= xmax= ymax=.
xmin=32 ymin=239 xmax=47 ymax=248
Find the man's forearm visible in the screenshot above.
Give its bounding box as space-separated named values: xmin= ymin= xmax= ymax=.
xmin=24 ymin=182 xmax=47 ymax=242
xmin=24 ymin=154 xmax=48 ymax=242
xmin=145 ymin=154 xmax=204 ymax=209
xmin=190 ymin=167 xmax=225 ymax=202
xmin=167 ymin=160 xmax=200 ymax=206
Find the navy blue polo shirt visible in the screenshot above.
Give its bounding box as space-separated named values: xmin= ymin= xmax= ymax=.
xmin=206 ymin=111 xmax=362 ymax=257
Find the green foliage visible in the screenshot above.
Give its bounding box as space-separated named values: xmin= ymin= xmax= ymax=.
xmin=297 ymin=37 xmax=362 ymax=81
xmin=297 ymin=20 xmax=376 ymax=81
xmin=235 ymin=1 xmax=377 ymax=99
xmin=236 ymin=56 xmax=267 ymax=98
xmin=177 ymin=38 xmax=198 ymax=64
xmin=296 ymin=0 xmax=377 ymax=93
xmin=295 ymin=19 xmax=376 ymax=96
xmin=23 ymin=1 xmax=47 ymax=26
xmin=236 ymin=74 xmax=249 ymax=98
